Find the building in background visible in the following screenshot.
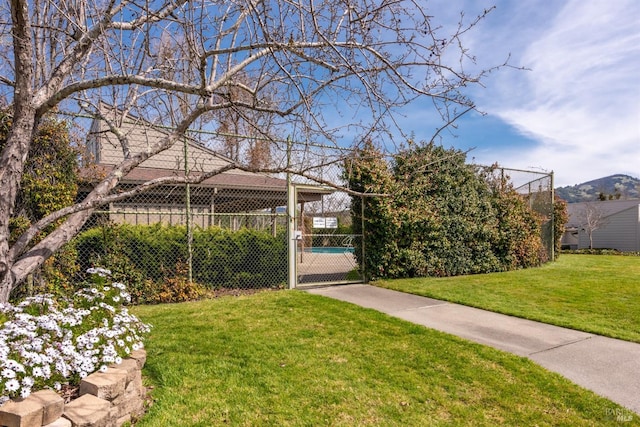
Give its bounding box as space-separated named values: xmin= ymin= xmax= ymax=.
xmin=562 ymin=200 xmax=640 ymax=252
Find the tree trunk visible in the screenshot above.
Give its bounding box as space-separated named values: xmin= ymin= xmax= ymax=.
xmin=0 ymin=206 xmax=95 ymax=303
xmin=0 ymin=0 xmax=37 ymax=302
xmin=0 ymin=275 xmax=12 ymax=302
xmin=0 ymin=118 xmax=37 ymax=303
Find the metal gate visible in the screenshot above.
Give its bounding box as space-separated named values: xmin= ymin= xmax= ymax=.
xmin=296 ymin=233 xmax=362 ymax=286
xmin=291 ymin=184 xmax=364 ymax=288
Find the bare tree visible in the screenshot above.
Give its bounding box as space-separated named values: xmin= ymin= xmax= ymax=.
xmin=577 ymin=202 xmax=609 ymax=249
xmin=0 ymin=0 xmax=503 ymax=301
xmin=212 ymin=72 xmax=279 ymax=169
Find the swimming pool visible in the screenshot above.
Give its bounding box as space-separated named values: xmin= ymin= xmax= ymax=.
xmin=304 ymin=247 xmax=355 ymax=254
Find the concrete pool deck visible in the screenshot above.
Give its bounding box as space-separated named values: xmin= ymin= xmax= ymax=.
xmin=296 ymin=252 xmax=358 ymax=284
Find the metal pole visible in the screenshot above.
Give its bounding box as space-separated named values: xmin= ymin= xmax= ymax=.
xmin=184 ymin=137 xmax=193 ymax=283
xmin=550 ymin=171 xmax=555 ymax=261
xmin=361 ymin=194 xmax=366 ymax=283
xmin=286 ymin=137 xmax=297 ymax=289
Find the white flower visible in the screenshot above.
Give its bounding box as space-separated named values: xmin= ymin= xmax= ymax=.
xmin=94 ymin=267 xmax=111 ymax=276
xmin=5 ymin=360 xmax=25 ymax=373
xmin=0 ymin=279 xmax=150 ymax=395
xmin=1 ymin=368 xmax=15 ymax=379
xmin=99 ymin=365 xmax=108 ymax=373
xmin=4 ymin=379 xmax=20 ymax=392
xmin=87 ymin=267 xmax=111 ymax=276
xmin=26 ymin=352 xmax=42 ymax=365
xmin=20 ymin=387 xmax=31 ymax=398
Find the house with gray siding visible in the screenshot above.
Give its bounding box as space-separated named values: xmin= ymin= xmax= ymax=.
xmin=562 ymin=200 xmax=640 ymax=252
xmin=81 ymin=105 xmax=329 ymax=229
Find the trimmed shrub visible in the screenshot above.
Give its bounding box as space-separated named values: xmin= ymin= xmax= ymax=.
xmin=72 ymin=223 xmax=287 ymax=302
xmin=345 ymin=142 xmax=559 ymax=279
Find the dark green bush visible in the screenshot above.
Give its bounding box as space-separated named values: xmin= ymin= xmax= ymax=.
xmin=192 ymin=227 xmax=287 ymax=289
xmin=345 ymin=142 xmax=566 ymax=279
xmin=73 ymin=223 xmax=287 ymax=300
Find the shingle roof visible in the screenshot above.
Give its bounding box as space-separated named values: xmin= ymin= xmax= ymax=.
xmin=80 ymin=164 xmax=332 ymax=204
xmin=100 ymin=164 xmax=288 ymax=191
xmin=82 ymin=104 xmax=332 ymax=202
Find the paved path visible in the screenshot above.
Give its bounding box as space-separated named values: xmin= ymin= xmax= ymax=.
xmin=306 ymin=284 xmax=640 ymax=415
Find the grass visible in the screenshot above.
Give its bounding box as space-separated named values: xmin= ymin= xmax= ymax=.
xmin=375 ymin=254 xmax=640 ymax=343
xmin=132 ymin=291 xmax=637 ymax=426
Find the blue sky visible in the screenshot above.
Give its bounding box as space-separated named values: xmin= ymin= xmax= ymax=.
xmin=398 ymin=0 xmax=640 ymax=187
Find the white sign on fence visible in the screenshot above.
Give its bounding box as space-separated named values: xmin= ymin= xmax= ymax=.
xmin=324 ymin=217 xmax=338 ymax=228
xmin=312 ymin=217 xmax=338 ymax=229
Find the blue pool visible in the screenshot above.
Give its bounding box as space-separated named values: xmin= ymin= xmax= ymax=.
xmin=305 ymin=247 xmax=355 ymax=254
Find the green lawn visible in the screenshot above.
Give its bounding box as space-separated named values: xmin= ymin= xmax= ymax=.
xmin=132 ymin=291 xmax=637 ymax=426
xmin=375 ymin=254 xmax=640 ymax=343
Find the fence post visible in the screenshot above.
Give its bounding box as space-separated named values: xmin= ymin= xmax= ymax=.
xmin=550 ymin=171 xmax=555 ymax=260
xmin=286 ymin=137 xmax=297 ymax=289
xmin=184 ymin=137 xmax=193 ymax=283
xmin=361 ymin=194 xmax=366 ymax=283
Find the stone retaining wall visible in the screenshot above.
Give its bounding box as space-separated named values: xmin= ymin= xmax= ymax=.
xmin=0 ymin=349 xmax=147 ymax=427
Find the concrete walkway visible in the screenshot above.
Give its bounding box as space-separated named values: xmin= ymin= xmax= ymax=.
xmin=306 ymin=284 xmax=640 ymax=415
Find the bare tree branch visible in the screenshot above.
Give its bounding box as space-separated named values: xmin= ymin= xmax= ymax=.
xmin=0 ymin=0 xmax=505 ymax=299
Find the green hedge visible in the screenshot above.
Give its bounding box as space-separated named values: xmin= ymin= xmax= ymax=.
xmin=345 ymin=142 xmax=567 ymax=279
xmin=74 ymin=224 xmax=287 ymax=291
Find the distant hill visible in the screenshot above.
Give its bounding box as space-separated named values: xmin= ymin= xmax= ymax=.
xmin=555 ymin=174 xmax=640 ymax=203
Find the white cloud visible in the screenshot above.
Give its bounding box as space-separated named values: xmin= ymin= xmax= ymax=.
xmin=358 ymin=0 xmax=639 ymax=186
xmin=475 ymin=0 xmax=640 ymax=185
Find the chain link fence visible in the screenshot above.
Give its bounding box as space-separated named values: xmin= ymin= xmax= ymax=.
xmin=480 ymin=166 xmax=555 ymax=260
xmin=14 ymin=110 xmax=554 ymax=302
xmin=62 ymin=163 xmax=552 ymax=298
xmin=68 ymin=170 xmax=363 ymax=299
xmin=41 ymin=113 xmax=364 ymax=302
xmin=72 ymin=192 xmax=290 ymax=298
